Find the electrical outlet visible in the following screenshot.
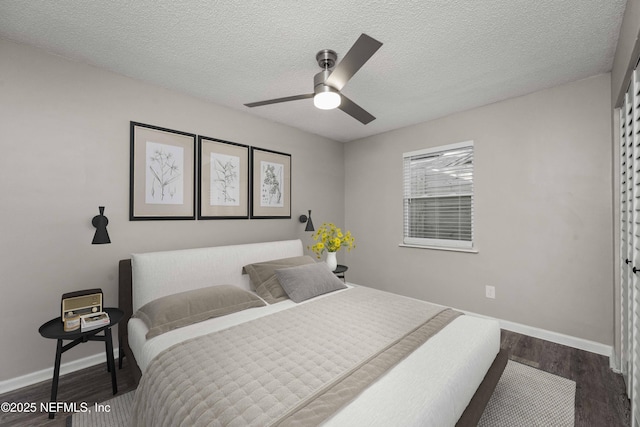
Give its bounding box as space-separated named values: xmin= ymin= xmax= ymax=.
xmin=485 ymin=285 xmax=495 ymax=299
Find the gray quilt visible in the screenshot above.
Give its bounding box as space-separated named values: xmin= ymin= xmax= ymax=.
xmin=131 ymin=286 xmax=461 ymax=427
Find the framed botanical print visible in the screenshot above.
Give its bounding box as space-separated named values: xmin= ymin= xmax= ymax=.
xmin=250 ymin=147 xmax=291 ymax=219
xmin=129 ymin=122 xmax=196 ymax=220
xmin=198 ymin=136 xmax=249 ymax=219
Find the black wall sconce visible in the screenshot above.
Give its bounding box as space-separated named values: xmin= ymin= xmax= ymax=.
xmin=299 ymin=210 xmax=315 ymax=232
xmin=92 ymin=206 xmax=111 ymax=244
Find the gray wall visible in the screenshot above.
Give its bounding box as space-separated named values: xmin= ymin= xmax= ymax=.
xmin=344 ymin=74 xmax=613 ymax=345
xmin=0 ymin=38 xmax=344 ymax=381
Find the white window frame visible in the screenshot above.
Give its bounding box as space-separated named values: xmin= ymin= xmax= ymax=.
xmin=402 ymin=140 xmax=475 ymax=251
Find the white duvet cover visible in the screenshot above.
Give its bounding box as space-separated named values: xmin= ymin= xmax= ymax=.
xmin=128 ymin=286 xmax=500 ymax=427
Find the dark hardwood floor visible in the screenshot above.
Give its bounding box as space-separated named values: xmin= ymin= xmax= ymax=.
xmin=501 ymin=330 xmax=630 ymax=427
xmin=0 ymin=330 xmax=631 ymax=426
xmin=0 ymin=357 xmax=137 ymax=427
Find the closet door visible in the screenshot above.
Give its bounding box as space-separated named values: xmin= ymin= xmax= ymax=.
xmin=632 ymin=69 xmax=640 ymax=427
xmin=622 ymin=68 xmax=640 ymax=426
xmin=622 ymin=90 xmax=631 ymax=391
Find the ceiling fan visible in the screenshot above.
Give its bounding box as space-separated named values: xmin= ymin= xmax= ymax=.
xmin=244 ymin=33 xmax=383 ymax=125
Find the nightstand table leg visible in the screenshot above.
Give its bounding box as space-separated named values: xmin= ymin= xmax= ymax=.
xmin=105 ymin=328 xmax=118 ymax=394
xmin=118 ymin=337 xmax=123 ymax=369
xmin=48 ymin=339 xmax=63 ymax=419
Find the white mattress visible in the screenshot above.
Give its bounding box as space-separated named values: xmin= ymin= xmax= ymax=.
xmin=128 ymin=285 xmax=500 ymax=427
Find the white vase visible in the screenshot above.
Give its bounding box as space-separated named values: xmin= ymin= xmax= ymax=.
xmin=326 ymin=251 xmax=338 ymax=271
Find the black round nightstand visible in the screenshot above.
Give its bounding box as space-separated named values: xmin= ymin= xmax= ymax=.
xmin=38 ymin=307 xmax=123 ymax=419
xmin=334 ymin=264 xmax=348 ymax=282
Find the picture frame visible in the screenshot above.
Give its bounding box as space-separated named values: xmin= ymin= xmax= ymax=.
xmin=198 ymin=136 xmax=250 ymax=219
xmin=250 ymin=147 xmax=291 ymax=219
xmin=129 ymin=122 xmax=196 ymax=220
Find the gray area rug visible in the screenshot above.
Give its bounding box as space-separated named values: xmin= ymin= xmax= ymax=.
xmin=69 ymin=360 xmax=575 ymax=426
xmin=66 ymin=391 xmax=133 ymax=427
xmin=479 ymin=360 xmax=576 ymax=426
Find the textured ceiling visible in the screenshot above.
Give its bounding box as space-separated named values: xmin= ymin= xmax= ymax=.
xmin=0 ymin=0 xmax=627 ymax=142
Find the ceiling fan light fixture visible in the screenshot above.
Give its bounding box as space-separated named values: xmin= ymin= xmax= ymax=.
xmin=313 ymin=86 xmax=341 ymax=110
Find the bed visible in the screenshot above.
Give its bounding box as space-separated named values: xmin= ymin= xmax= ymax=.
xmin=118 ymin=239 xmax=507 ymax=426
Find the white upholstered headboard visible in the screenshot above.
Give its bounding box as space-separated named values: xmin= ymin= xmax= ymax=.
xmin=131 ymin=239 xmax=303 ymax=312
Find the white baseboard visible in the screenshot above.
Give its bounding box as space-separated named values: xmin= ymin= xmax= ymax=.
xmin=0 ymin=348 xmax=119 ymax=395
xmin=610 ymin=348 xmax=622 ymax=373
xmin=460 ymin=309 xmax=613 ymax=359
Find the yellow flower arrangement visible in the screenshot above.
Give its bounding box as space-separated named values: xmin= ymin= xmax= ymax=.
xmin=309 ymin=222 xmax=355 ymax=258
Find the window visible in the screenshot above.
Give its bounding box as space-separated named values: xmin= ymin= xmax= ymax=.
xmin=402 ymin=141 xmax=474 ymax=249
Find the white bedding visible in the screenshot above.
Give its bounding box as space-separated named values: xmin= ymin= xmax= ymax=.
xmin=129 ymin=285 xmax=500 ymax=427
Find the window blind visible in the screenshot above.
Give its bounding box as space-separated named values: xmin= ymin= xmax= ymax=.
xmin=403 ymin=141 xmax=474 ymax=249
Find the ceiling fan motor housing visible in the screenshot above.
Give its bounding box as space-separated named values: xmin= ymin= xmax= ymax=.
xmin=316 ymin=49 xmax=337 ymax=69
xmin=314 ymin=50 xmax=338 ymax=93
xmin=314 ymin=70 xmax=332 ymax=89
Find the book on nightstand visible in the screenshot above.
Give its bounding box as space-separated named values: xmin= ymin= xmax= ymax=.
xmin=80 ymin=312 xmax=110 ymax=332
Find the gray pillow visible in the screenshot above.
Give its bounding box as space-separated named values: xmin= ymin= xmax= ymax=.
xmin=133 ymin=285 xmax=265 ymax=339
xmin=275 ymin=262 xmax=347 ymax=303
xmin=243 ymin=255 xmax=316 ymax=304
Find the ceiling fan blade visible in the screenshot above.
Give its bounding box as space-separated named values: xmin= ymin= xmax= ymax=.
xmin=324 ymin=33 xmax=383 ymax=91
xmin=338 ymin=94 xmax=375 ymax=124
xmin=244 ymin=93 xmax=313 ymax=108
